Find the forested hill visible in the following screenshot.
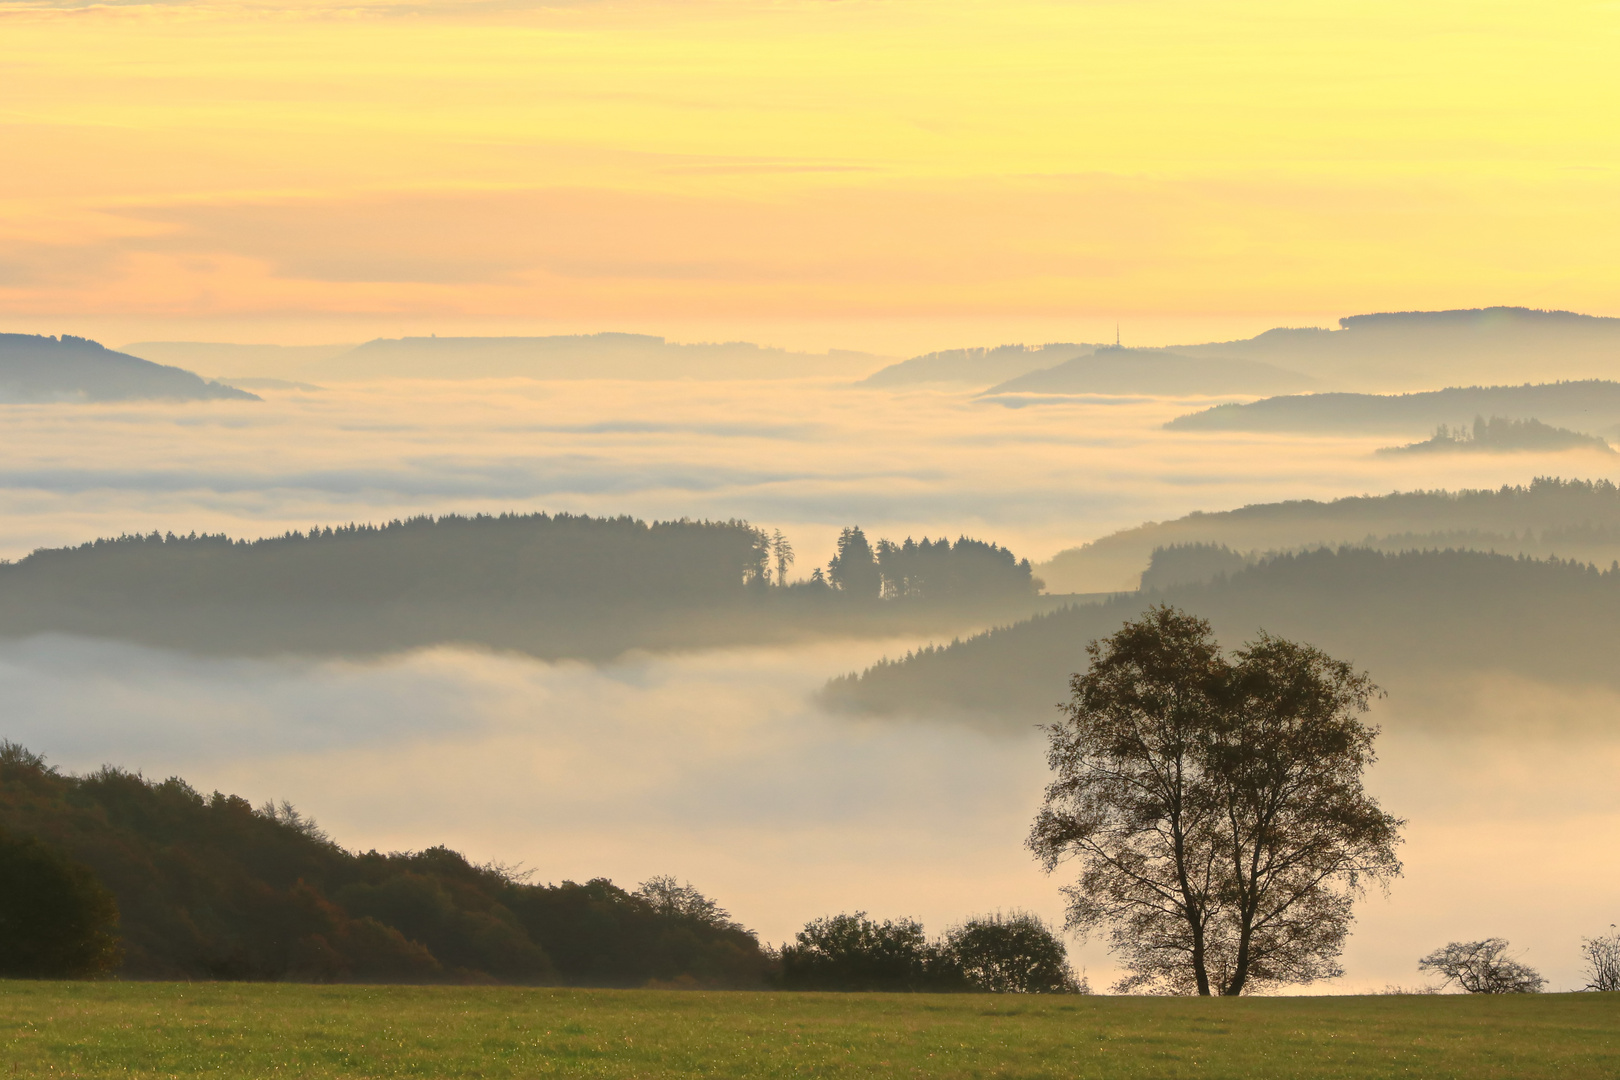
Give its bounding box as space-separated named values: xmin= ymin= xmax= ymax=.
xmin=823 ymin=546 xmax=1620 ymax=725
xmin=0 ymin=745 xmax=767 ymax=985
xmin=861 ymin=343 xmax=1097 ymax=387
xmin=982 ymin=348 xmax=1312 ymax=397
xmin=1166 ymin=381 xmax=1620 ymax=436
xmin=1173 ymin=307 xmax=1620 ymax=391
xmin=309 ymin=334 xmax=881 ymax=381
xmin=0 ymin=514 xmax=1045 ymax=658
xmin=1038 ymin=477 xmax=1620 ymax=593
xmin=0 ymin=334 xmax=256 ymax=403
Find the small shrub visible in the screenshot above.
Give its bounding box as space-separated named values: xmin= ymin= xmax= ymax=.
xmin=778 ymin=913 xmax=946 ymax=991
xmin=1418 ymin=939 xmax=1545 ymax=994
xmin=1580 ymin=925 xmax=1620 ymax=992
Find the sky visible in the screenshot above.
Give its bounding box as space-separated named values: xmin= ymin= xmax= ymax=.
xmin=5 ymin=0 xmax=1620 ymax=352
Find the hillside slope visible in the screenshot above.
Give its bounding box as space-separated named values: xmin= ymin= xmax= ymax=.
xmin=0 ymin=514 xmax=1048 ymax=659
xmin=824 ymin=546 xmax=1620 ymax=724
xmin=0 ymin=335 xmax=257 ymax=403
xmin=0 ymin=747 xmax=766 ymax=984
xmin=312 ymin=334 xmax=882 ymax=380
xmin=1168 ymin=381 xmax=1620 ymax=436
xmin=861 ymin=343 xmax=1098 ymax=387
xmin=1038 ymin=478 xmax=1620 ymax=593
xmin=985 ymin=347 xmax=1312 ymax=397
xmin=1174 ymin=308 xmax=1620 ymax=391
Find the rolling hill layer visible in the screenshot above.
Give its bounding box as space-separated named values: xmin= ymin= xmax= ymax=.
xmin=1175 ymin=307 xmax=1620 ymax=391
xmin=824 ymin=546 xmax=1620 ymax=725
xmin=309 ymin=334 xmax=882 ymax=381
xmin=1037 ymin=478 xmax=1620 ymax=593
xmin=983 ymin=347 xmax=1312 ymax=397
xmin=1167 ymin=381 xmax=1620 ymax=436
xmin=0 ymin=335 xmax=257 ymax=403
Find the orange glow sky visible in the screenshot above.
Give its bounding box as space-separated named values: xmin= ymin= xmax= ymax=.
xmin=3 ymin=0 xmax=1618 ymax=352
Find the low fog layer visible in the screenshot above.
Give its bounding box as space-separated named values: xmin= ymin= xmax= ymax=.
xmin=1 ymin=635 xmax=1612 ymax=993
xmin=0 ymin=377 xmax=1615 ymax=570
xmin=0 ymin=373 xmax=1613 ymax=994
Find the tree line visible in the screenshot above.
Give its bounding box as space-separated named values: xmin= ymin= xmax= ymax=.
xmin=824 ymin=545 xmax=1620 ymax=723
xmin=0 ymin=514 xmax=1045 ymax=660
xmin=0 ymin=744 xmax=1078 ymax=992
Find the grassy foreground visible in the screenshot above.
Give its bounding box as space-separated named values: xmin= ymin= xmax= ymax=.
xmin=0 ymin=983 xmax=1615 ymax=1079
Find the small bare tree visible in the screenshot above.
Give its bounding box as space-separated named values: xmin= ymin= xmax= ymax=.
xmin=1418 ymin=939 xmax=1545 ymax=993
xmin=1581 ymin=925 xmax=1620 ymax=992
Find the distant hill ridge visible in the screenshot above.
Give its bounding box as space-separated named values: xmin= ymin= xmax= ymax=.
xmin=0 ymin=512 xmax=1050 ymax=659
xmin=981 ymin=346 xmax=1313 ymax=397
xmin=1038 ymin=476 xmax=1620 ymax=593
xmin=308 ymin=333 xmax=881 ymax=381
xmin=0 ymin=334 xmax=257 ymax=403
xmin=861 ymin=343 xmax=1099 ymax=387
xmin=866 ymin=306 xmax=1620 ymax=393
xmin=122 ymin=333 xmax=885 ymax=382
xmin=824 ymin=545 xmax=1620 ymax=725
xmin=1175 ymin=307 xmax=1620 ymax=391
xmin=1167 ymin=380 xmax=1620 ymax=436
xmin=122 ymin=305 xmax=1620 ymax=389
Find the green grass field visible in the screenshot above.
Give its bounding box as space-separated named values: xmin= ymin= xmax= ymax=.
xmin=0 ymin=983 xmax=1614 ymax=1079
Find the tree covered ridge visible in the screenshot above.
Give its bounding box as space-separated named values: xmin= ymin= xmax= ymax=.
xmin=826 ymin=544 xmax=1620 ymax=722
xmin=1041 ymin=476 xmax=1620 ymax=593
xmin=0 ymin=744 xmax=767 ymax=986
xmin=0 ymin=513 xmax=1047 ymax=659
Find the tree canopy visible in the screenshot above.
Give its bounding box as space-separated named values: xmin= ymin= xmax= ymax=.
xmin=0 ymin=825 xmax=122 ymax=978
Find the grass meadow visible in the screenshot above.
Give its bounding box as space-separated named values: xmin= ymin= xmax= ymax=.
xmin=0 ymin=983 xmax=1615 ymax=1079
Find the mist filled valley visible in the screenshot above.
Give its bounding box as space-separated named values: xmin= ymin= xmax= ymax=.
xmin=0 ymin=316 xmax=1618 ymax=994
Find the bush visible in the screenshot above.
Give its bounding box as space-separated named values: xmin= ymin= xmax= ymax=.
xmin=1418 ymin=939 xmax=1545 ymax=994
xmin=778 ymin=913 xmax=949 ymax=991
xmin=1580 ymin=925 xmax=1620 ymax=992
xmin=0 ymin=830 xmax=122 ymax=977
xmin=944 ymin=912 xmax=1082 ymax=994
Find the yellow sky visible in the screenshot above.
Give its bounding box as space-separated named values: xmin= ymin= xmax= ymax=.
xmin=2 ymin=0 xmax=1617 ymax=351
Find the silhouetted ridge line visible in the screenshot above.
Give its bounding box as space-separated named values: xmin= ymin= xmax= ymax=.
xmin=0 ymin=334 xmax=257 ymax=403
xmin=0 ymin=744 xmax=767 ymax=985
xmin=1167 ymin=380 xmax=1620 ymax=435
xmin=824 ymin=545 xmax=1620 ymax=724
xmin=981 ymin=348 xmax=1312 ymax=397
xmin=1039 ymin=476 xmax=1620 ymax=593
xmin=1378 ymin=416 xmax=1614 ymax=455
xmin=0 ymin=512 xmax=1048 ymax=659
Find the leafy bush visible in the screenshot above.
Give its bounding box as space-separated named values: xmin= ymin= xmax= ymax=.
xmin=943 ymin=912 xmax=1082 ymax=994
xmin=777 ymin=913 xmax=951 ymax=991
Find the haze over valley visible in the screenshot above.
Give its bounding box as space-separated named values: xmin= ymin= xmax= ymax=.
xmin=0 ymin=311 xmax=1618 ymax=992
